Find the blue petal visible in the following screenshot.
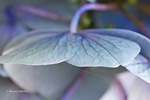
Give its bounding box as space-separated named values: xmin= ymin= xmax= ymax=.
xmin=124 ymin=55 xmax=150 ymax=83
xmin=4 ymin=62 xmax=81 ymax=98
xmin=0 ymin=29 xmax=141 ymax=67
xmin=67 ymin=32 xmax=140 ymax=67
xmin=83 ymin=29 xmax=150 ymax=60
xmin=0 ymin=31 xmax=76 ymax=65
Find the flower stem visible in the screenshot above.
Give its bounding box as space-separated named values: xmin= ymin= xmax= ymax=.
xmin=137 ymin=3 xmax=150 ymax=15
xmin=61 ymin=68 xmax=89 ymax=100
xmin=7 ymin=4 xmax=70 ymax=24
xmin=70 ymin=3 xmax=118 ymax=33
xmin=114 ymin=77 xmax=127 ymax=100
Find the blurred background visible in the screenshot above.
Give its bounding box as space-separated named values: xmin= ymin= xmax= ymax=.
xmin=0 ymin=0 xmax=149 ymax=100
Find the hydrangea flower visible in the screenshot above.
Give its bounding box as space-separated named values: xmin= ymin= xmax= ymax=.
xmin=0 ymin=4 xmax=140 ymax=68
xmin=0 ymin=3 xmax=118 ymax=100
xmin=0 ymin=1 xmax=149 ymax=100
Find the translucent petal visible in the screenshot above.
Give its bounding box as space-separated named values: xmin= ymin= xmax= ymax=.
xmin=125 ymin=55 xmax=150 ymax=83
xmin=0 ymin=29 xmax=140 ymax=67
xmin=0 ymin=32 xmax=76 ymax=65
xmin=4 ymin=62 xmax=81 ymax=99
xmin=0 ymin=77 xmax=44 ymax=100
xmin=67 ymin=32 xmax=140 ymax=67
xmin=83 ymin=29 xmax=150 ymax=60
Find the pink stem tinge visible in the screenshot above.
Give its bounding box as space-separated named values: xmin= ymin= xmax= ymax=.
xmin=61 ymin=68 xmax=89 ymax=100
xmin=10 ymin=4 xmax=70 ymax=24
xmin=70 ymin=3 xmax=118 ymax=33
xmin=114 ymin=77 xmax=127 ymax=100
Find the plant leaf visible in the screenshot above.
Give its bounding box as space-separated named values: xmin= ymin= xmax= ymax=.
xmin=0 ymin=29 xmax=140 ymax=67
